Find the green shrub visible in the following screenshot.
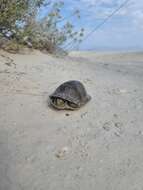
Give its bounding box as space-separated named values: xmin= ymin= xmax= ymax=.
xmin=0 ymin=0 xmax=84 ymax=53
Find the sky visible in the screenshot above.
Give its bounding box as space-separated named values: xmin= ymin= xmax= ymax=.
xmin=57 ymin=0 xmax=143 ymax=51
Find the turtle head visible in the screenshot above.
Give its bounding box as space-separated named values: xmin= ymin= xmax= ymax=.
xmin=50 ymin=97 xmax=66 ymax=110
xmin=50 ymin=97 xmax=79 ymax=110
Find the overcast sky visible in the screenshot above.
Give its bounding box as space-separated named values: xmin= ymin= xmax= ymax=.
xmin=59 ymin=0 xmax=143 ymax=51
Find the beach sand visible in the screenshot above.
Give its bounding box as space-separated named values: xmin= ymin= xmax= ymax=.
xmin=0 ymin=50 xmax=143 ymax=190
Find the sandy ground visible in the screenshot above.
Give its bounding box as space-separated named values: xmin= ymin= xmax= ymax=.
xmin=0 ymin=50 xmax=143 ymax=190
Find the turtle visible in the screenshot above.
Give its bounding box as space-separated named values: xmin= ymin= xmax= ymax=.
xmin=49 ymin=80 xmax=91 ymax=110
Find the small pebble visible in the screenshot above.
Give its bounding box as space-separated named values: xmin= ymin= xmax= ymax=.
xmin=55 ymin=146 xmax=69 ymax=159
xmin=65 ymin=113 xmax=70 ymax=117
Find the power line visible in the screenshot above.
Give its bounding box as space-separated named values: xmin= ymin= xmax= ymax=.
xmin=66 ymin=0 xmax=130 ymax=50
xmin=80 ymin=0 xmax=130 ymax=43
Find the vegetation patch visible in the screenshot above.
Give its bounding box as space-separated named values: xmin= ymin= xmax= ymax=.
xmin=0 ymin=0 xmax=84 ymax=54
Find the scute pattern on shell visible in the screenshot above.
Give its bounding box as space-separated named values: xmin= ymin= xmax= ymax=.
xmin=50 ymin=80 xmax=91 ymax=106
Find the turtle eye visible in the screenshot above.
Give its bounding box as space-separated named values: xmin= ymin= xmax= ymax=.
xmin=68 ymin=102 xmax=78 ymax=108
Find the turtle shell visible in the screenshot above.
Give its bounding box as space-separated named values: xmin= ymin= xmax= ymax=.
xmin=49 ymin=80 xmax=91 ymax=107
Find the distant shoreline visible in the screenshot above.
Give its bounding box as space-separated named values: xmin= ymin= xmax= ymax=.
xmin=73 ymin=48 xmax=143 ymax=53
